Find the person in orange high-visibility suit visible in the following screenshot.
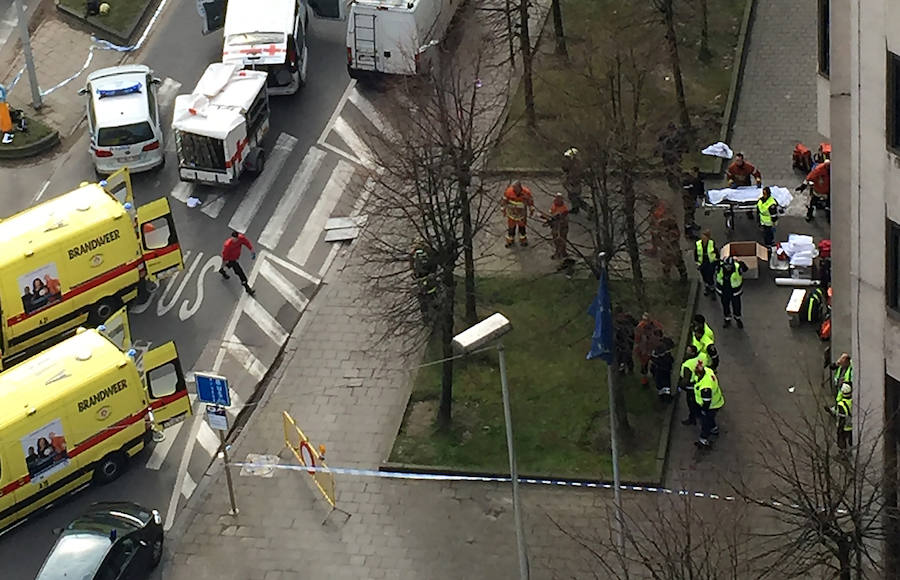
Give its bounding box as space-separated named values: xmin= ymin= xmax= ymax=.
xmin=545 ymin=193 xmax=570 ymax=259
xmin=502 ymin=181 xmax=535 ymax=247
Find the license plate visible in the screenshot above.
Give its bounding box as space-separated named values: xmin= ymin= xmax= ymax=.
xmin=119 ymin=155 xmax=140 ymax=162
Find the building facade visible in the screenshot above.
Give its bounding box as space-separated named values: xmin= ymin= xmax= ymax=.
xmin=818 ymin=0 xmax=900 ymax=572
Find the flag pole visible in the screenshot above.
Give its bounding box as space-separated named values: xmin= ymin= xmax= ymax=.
xmin=598 ymin=252 xmax=625 ymax=551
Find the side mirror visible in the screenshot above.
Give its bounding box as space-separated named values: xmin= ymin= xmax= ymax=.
xmin=77 ymin=87 xmax=88 ymax=96
xmin=151 ymin=77 xmax=162 ymax=86
xmin=51 ymin=527 xmax=63 ymax=536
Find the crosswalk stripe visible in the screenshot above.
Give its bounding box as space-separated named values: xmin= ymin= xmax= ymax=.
xmin=181 ymin=472 xmax=197 ymax=499
xmin=229 ymin=132 xmax=298 ymax=233
xmin=264 ymin=252 xmax=321 ymax=286
xmin=225 ymin=338 xmax=267 ymax=381
xmin=242 ymin=297 xmax=289 ymax=344
xmin=333 ymin=117 xmax=372 ymax=167
xmin=145 ymin=421 xmax=184 ymax=470
xmin=171 ymin=181 xmax=193 ymax=203
xmin=287 ymin=159 xmax=355 ymax=266
xmin=259 ymin=259 xmax=309 ymax=310
xmin=197 ymin=421 xmax=220 ymax=457
xmin=258 ymin=147 xmax=326 ymax=249
xmin=348 ymin=87 xmax=388 ymax=135
xmin=201 ymin=194 xmax=227 ymax=218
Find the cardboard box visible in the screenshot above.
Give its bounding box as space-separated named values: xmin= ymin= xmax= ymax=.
xmin=720 ymin=241 xmax=769 ymax=279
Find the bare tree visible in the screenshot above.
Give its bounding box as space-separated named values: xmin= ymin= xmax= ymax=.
xmin=362 ymin=54 xmax=499 ymax=427
xmin=650 ymin=0 xmax=691 ymax=132
xmin=518 ymin=0 xmax=537 ymax=128
xmin=737 ymin=406 xmax=885 ymax=580
xmin=550 ymin=0 xmax=568 ymax=58
xmin=548 ymin=495 xmax=752 ymax=578
xmin=697 ymin=0 xmax=711 ymax=62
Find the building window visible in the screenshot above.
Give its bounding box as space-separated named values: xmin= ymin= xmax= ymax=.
xmin=889 ymin=220 xmax=900 ymax=311
xmin=818 ymin=0 xmax=830 ymax=77
xmin=885 ymin=372 xmax=900 ymax=576
xmin=889 ymin=52 xmax=900 ymax=151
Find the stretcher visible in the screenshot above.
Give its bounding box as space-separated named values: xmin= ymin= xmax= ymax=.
xmin=702 ymin=186 xmax=794 ymax=235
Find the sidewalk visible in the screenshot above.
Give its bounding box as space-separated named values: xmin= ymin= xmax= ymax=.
xmin=161 ymin=1 xmax=831 ymax=578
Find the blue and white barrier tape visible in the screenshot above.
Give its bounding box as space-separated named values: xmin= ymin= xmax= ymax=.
xmin=5 ymin=0 xmax=172 ymax=98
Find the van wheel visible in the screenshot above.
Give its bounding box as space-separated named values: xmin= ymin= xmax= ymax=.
xmin=253 ymin=150 xmax=265 ymax=174
xmin=94 ymin=451 xmax=127 ymax=484
xmin=90 ymin=297 xmax=123 ymax=325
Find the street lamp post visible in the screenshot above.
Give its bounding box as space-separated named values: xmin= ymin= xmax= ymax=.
xmin=453 ymin=313 xmax=528 ymax=580
xmin=14 ymin=0 xmax=41 ymax=109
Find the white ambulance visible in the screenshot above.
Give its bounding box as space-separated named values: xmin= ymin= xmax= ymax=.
xmin=220 ymin=0 xmax=311 ymax=95
xmin=173 ymin=63 xmax=270 ymax=186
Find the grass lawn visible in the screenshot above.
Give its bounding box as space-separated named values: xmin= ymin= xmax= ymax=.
xmin=0 ymin=115 xmax=55 ymax=150
xmin=492 ymin=0 xmax=746 ymax=170
xmin=58 ymin=0 xmax=151 ymax=38
xmin=389 ymin=275 xmax=689 ymax=482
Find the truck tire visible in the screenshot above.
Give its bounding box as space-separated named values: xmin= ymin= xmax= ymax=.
xmin=93 ymin=451 xmax=127 ymax=484
xmin=249 ymin=149 xmax=265 ymax=174
xmin=90 ymin=297 xmax=123 ymax=325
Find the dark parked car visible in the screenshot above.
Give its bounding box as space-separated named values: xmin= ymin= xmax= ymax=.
xmin=35 ymin=502 xmax=163 ymax=580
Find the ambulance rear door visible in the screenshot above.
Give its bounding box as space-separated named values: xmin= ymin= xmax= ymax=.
xmin=136 ymin=198 xmax=184 ymax=282
xmin=198 ymin=0 xmax=227 ymax=34
xmin=142 ymin=341 xmax=191 ymax=427
xmin=99 ymin=306 xmax=132 ymax=352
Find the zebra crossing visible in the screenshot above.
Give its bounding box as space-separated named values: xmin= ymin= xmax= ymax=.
xmin=141 ymin=80 xmax=388 ymax=499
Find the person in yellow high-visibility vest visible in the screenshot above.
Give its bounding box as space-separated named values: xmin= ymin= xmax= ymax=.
xmin=756 ymin=186 xmax=779 ymax=247
xmin=695 ymin=230 xmax=717 ymax=297
xmin=832 ymin=383 xmax=853 ymax=450
xmin=679 ymin=344 xmax=711 ymax=426
xmin=693 ymin=360 xmax=724 ymax=449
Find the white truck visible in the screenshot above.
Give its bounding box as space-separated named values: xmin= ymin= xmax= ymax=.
xmin=172 ymin=63 xmax=270 ymax=186
xmin=345 ymin=0 xmax=461 ymax=78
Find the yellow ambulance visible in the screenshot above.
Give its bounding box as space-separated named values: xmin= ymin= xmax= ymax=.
xmin=0 ymin=169 xmax=183 ymax=369
xmin=0 ymin=323 xmax=191 ymax=532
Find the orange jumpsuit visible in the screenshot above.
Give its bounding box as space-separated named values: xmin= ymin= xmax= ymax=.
xmin=805 ymin=161 xmax=831 ymax=196
xmin=548 ymin=197 xmax=569 ymax=258
xmin=502 ymin=184 xmax=535 ymax=246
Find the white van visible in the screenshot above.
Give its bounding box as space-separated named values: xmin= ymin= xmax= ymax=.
xmin=199 ymin=0 xmax=310 ymax=95
xmin=81 ymin=65 xmax=165 ymax=176
xmin=346 ymin=0 xmax=461 ymax=78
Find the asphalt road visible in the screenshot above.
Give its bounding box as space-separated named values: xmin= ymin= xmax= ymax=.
xmin=0 ymin=0 xmax=387 ymax=575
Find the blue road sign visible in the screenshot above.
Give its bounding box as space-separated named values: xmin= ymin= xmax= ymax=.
xmin=195 ymin=372 xmax=231 ymax=407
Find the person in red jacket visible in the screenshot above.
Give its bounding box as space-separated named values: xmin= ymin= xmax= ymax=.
xmin=219 ymin=231 xmax=256 ymax=295
xmin=726 ymin=152 xmax=762 ymax=187
xmin=796 ymin=159 xmax=831 ymax=222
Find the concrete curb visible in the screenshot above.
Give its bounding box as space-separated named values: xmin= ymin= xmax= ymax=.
xmin=378 ymin=461 xmax=661 ymax=487
xmin=54 ymin=0 xmax=159 ymax=45
xmin=0 ymin=126 xmax=59 ymax=159
xmin=653 ymin=277 xmax=700 ymax=484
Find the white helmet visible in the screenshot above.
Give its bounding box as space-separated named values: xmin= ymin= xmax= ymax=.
xmin=841 ymin=383 xmax=852 ymax=396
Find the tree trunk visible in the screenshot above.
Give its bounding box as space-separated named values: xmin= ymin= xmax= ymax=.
xmin=836 ymin=539 xmax=851 ymax=580
xmin=551 ymin=0 xmax=568 ymax=58
xmin=698 ymin=0 xmax=711 ymax=62
xmin=459 ymin=181 xmax=477 ymax=325
xmin=437 ymin=270 xmax=456 ymax=428
xmin=519 ymin=0 xmax=536 ymax=128
xmin=661 ymin=0 xmax=691 ymax=131
xmin=621 ymin=171 xmax=646 ymax=309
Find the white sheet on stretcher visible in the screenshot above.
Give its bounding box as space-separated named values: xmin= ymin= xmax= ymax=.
xmin=706 ymin=185 xmax=793 ymax=207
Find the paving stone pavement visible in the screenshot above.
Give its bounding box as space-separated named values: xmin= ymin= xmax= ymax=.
xmin=1 ymin=16 xmax=123 ymax=137
xmin=160 ymin=1 xmax=835 ymax=578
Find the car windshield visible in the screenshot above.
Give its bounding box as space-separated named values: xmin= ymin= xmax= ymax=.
xmin=226 ymin=32 xmax=284 ymax=46
xmin=97 ymin=122 xmax=154 ymax=147
xmin=35 ymin=533 xmax=110 ymax=580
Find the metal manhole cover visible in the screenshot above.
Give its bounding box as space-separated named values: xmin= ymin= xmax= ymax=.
xmin=240 ymin=453 xmax=279 ymax=478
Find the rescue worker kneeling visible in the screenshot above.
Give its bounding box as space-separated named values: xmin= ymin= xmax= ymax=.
xmin=694 ymin=360 xmax=724 ymax=449
xmin=410 ymin=245 xmax=439 ymax=322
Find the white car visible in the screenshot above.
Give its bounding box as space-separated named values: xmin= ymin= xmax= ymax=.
xmin=80 ymin=65 xmax=165 ymax=176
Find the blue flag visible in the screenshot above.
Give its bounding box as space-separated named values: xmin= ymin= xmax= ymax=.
xmin=586 ymin=268 xmax=614 ymax=362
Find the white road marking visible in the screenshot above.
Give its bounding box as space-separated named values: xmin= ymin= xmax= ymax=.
xmin=242 ymin=297 xmax=289 ymax=344
xmin=225 ymin=338 xmax=266 ymax=381
xmin=264 ymin=252 xmax=321 ymax=286
xmin=258 ymin=147 xmax=326 ymax=250
xmin=229 ymin=132 xmax=298 ymax=233
xmin=318 ymin=173 xmax=376 ymax=279
xmin=197 ymin=421 xmax=221 ymax=457
xmin=157 ymin=251 xmax=203 ymax=316
xmin=318 ymin=141 xmax=365 ymax=167
xmin=180 ymin=472 xmax=197 ymax=499
xmin=171 ymin=181 xmax=193 ymax=203
xmin=287 ymin=159 xmax=355 ymax=266
xmin=165 ymin=413 xmax=203 ymax=530
xmin=33 ymin=180 xmax=51 ymax=202
xmin=333 ymin=116 xmax=373 ymax=168
xmin=201 ymin=194 xmax=227 ymax=218
xmin=348 ymin=87 xmax=388 ymax=135
xmin=179 ymin=255 xmax=222 ymax=321
xmin=317 ymin=80 xmax=355 ymax=145
xmin=259 ymin=259 xmax=309 ymax=310
xmin=145 ymin=421 xmax=184 ymax=470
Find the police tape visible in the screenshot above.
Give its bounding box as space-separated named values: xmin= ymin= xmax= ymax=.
xmin=5 ymin=0 xmax=173 ymax=98
xmin=227 ymin=460 xmax=853 ymax=514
